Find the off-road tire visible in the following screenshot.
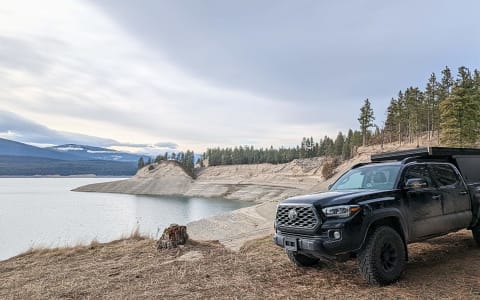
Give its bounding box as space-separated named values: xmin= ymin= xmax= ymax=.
xmin=286 ymin=251 xmax=319 ymax=267
xmin=472 ymin=224 xmax=480 ymax=245
xmin=358 ymin=226 xmax=406 ymax=285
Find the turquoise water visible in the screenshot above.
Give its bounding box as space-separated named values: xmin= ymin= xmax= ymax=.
xmin=0 ymin=178 xmax=251 ymax=260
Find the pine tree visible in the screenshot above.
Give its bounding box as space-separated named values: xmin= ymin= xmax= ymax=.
xmin=438 ymin=66 xmax=454 ymax=143
xmin=342 ymin=129 xmax=354 ymax=159
xmin=334 ymin=132 xmax=344 ymax=156
xmin=358 ymin=98 xmax=375 ymax=146
xmin=425 ymin=73 xmax=439 ymax=141
xmin=384 ymin=98 xmax=399 ymax=143
xmin=440 ymin=67 xmax=478 ymax=146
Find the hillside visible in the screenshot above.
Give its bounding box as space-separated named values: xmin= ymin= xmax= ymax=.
xmin=75 ymin=144 xmax=397 ymax=201
xmin=74 ymin=161 xmax=194 ymax=194
xmin=0 ymin=138 xmax=80 ymax=160
xmin=1 ymin=231 xmax=478 ymax=299
xmin=75 ymin=157 xmax=327 ymax=201
xmin=0 ymin=155 xmax=137 ymax=176
xmin=0 ymin=138 xmax=143 ymax=176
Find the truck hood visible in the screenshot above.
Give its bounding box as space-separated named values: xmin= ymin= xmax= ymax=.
xmin=281 ymin=189 xmax=393 ymax=208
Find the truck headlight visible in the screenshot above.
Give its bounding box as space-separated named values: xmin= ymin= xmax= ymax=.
xmin=322 ymin=205 xmax=360 ymax=218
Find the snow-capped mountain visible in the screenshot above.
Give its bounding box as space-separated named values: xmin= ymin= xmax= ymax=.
xmin=48 ymin=144 xmax=145 ymax=162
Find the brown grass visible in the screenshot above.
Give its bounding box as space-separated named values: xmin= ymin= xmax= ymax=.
xmin=1 ymin=230 xmax=479 ymax=299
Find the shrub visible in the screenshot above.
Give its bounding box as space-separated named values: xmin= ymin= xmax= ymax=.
xmin=322 ymin=157 xmax=340 ymax=179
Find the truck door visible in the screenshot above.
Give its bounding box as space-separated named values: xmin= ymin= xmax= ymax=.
xmin=429 ymin=163 xmax=472 ymax=229
xmin=403 ymin=164 xmax=444 ymax=239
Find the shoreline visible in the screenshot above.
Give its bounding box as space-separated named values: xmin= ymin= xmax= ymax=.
xmin=72 ymin=156 xmax=363 ymax=250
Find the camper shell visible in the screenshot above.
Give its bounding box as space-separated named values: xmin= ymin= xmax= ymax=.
xmin=371 ymin=147 xmax=480 ymax=184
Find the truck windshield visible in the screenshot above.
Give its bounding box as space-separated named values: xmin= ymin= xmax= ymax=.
xmin=330 ymin=165 xmax=401 ymax=191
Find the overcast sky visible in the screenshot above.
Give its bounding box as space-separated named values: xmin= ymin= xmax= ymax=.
xmin=1 ymin=1 xmax=479 ymax=153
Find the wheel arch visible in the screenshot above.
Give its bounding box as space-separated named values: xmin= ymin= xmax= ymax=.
xmin=360 ymin=212 xmax=409 ymax=260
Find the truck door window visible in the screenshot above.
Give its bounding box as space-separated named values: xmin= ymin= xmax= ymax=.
xmin=430 ymin=164 xmax=460 ymax=188
xmin=404 ymin=165 xmax=433 ymax=187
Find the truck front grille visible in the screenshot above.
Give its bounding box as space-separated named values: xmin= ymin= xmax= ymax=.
xmin=276 ymin=204 xmax=320 ymax=230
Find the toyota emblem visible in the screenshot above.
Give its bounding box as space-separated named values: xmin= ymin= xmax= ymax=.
xmin=288 ymin=208 xmax=298 ymax=221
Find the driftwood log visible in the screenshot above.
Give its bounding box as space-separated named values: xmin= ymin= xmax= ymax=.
xmin=157 ymin=224 xmax=188 ymax=250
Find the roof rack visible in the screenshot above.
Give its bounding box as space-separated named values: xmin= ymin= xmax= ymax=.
xmin=371 ymin=147 xmax=480 ymax=163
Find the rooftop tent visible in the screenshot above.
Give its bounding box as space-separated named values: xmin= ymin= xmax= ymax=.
xmin=371 ymin=147 xmax=480 ymax=184
xmin=371 ymin=147 xmax=480 ymax=162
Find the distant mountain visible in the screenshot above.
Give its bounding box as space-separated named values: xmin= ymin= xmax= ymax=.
xmin=0 ymin=138 xmax=80 ymax=160
xmin=0 ymin=138 xmax=141 ymax=176
xmin=47 ymin=144 xmax=144 ymax=162
xmin=0 ymin=155 xmax=137 ymax=176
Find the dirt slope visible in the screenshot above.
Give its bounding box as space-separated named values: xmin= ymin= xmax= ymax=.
xmin=74 ymin=157 xmax=327 ymax=202
xmin=74 ymin=143 xmax=413 ymax=201
xmin=74 ymin=161 xmax=194 ymax=195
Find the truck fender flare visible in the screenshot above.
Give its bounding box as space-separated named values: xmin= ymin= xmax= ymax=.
xmin=358 ymin=208 xmax=408 ymax=253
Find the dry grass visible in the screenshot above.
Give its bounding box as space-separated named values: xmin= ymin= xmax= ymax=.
xmin=1 ymin=230 xmax=480 ymax=299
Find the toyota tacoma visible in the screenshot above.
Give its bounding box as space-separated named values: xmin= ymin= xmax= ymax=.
xmin=274 ymin=147 xmax=480 ymax=285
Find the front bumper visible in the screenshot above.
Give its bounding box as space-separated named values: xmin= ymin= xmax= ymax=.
xmin=274 ymin=230 xmax=351 ymax=258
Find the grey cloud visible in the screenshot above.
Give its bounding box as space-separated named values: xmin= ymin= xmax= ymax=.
xmin=154 ymin=142 xmax=178 ymax=149
xmin=91 ymin=0 xmax=480 ymax=122
xmin=0 ymin=36 xmax=57 ymax=74
xmin=0 ymin=110 xmax=180 ymax=151
xmin=0 ymin=110 xmax=116 ymax=146
xmin=3 ymin=1 xmax=480 ymax=152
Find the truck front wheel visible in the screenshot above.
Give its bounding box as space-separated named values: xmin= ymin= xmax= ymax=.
xmin=472 ymin=224 xmax=480 ymax=245
xmin=358 ymin=226 xmax=406 ymax=285
xmin=286 ymin=251 xmax=319 ymax=267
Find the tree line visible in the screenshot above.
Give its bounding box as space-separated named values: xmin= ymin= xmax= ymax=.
xmin=138 ymin=65 xmax=479 ymax=169
xmin=203 ymin=129 xmax=373 ymax=166
xmin=384 ymin=66 xmax=480 ymax=147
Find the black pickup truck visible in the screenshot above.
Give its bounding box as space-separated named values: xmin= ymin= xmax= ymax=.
xmin=274 ymin=147 xmax=480 ymax=285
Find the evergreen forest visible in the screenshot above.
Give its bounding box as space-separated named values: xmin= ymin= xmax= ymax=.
xmin=142 ymin=65 xmax=480 ymax=171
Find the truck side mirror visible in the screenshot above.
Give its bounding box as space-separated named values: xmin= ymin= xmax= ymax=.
xmin=405 ymin=178 xmax=427 ymax=189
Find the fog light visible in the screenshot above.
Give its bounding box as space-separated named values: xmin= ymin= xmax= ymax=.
xmin=333 ymin=231 xmax=341 ymax=240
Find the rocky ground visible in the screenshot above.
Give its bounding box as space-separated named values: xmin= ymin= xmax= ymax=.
xmin=1 ymin=230 xmax=478 ymax=299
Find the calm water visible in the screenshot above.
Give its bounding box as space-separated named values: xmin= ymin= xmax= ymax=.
xmin=0 ymin=178 xmax=252 ymax=260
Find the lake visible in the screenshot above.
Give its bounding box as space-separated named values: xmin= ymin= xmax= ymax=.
xmin=0 ymin=178 xmax=252 ymax=261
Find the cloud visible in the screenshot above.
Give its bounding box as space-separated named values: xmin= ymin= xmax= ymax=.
xmin=91 ymin=0 xmax=480 ymax=118
xmin=0 ymin=110 xmax=114 ymax=146
xmin=0 ymin=0 xmax=346 ymax=153
xmin=0 ymin=110 xmax=178 ymax=154
xmin=1 ymin=0 xmax=479 ymax=153
xmin=154 ymin=142 xmax=178 ymax=149
xmin=0 ymin=36 xmax=54 ymax=75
